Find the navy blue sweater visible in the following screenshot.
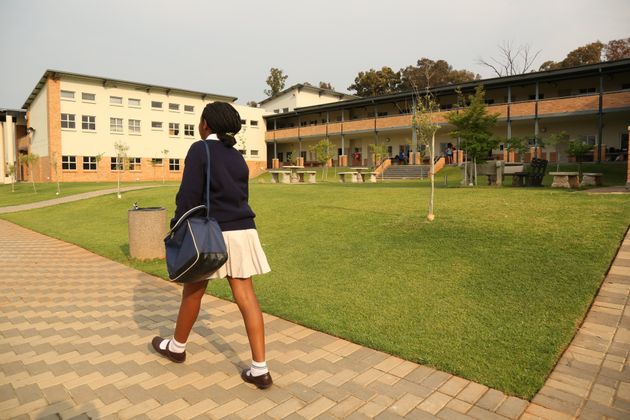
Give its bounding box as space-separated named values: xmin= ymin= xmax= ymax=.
xmin=172 ymin=140 xmax=256 ymax=231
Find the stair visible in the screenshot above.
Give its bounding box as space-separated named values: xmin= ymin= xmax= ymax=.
xmin=382 ymin=165 xmax=430 ymax=180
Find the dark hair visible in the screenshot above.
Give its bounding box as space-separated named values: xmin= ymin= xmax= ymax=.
xmin=201 ymin=102 xmax=242 ymax=147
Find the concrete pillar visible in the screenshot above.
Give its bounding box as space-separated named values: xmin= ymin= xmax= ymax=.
xmin=0 ymin=121 xmax=5 ymax=182
xmin=3 ymin=115 xmax=16 ymax=184
xmin=128 ymin=207 xmax=168 ymax=260
xmin=627 ymin=126 xmax=630 ymax=186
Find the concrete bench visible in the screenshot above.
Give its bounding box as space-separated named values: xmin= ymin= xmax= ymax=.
xmin=297 ymin=171 xmax=317 ymax=184
xmin=338 ymin=172 xmax=358 ymax=183
xmin=549 ymin=172 xmax=580 ymax=189
xmin=581 ymin=172 xmax=603 ymax=187
xmin=269 ymin=170 xmax=291 ymax=184
xmin=360 ymin=172 xmax=378 ymax=183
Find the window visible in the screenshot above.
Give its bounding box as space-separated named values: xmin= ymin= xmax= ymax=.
xmin=83 ymin=156 xmax=97 ymax=170
xmin=61 ymin=90 xmax=75 ymax=100
xmin=129 ymin=157 xmax=141 ymax=171
xmin=528 ymin=94 xmax=545 ymax=100
xmin=128 ymin=98 xmax=141 ymax=107
xmin=484 ymin=99 xmax=495 ymax=105
xmin=584 ymin=135 xmax=597 ymax=146
xmin=82 ymin=115 xmax=96 ymax=131
xmin=579 ymin=87 xmax=597 ymax=94
xmin=184 ymin=105 xmax=194 ymax=113
xmin=169 ymin=158 xmax=180 ymax=171
xmin=239 ymin=150 xmax=246 ymax=155
xmin=377 ymin=111 xmax=388 ymax=117
xmin=336 ymin=116 xmax=342 ymax=122
xmin=251 ymin=150 xmax=259 ymax=156
xmin=283 ymin=108 xmax=289 ymax=113
xmin=81 ymin=92 xmax=95 ymax=102
xmin=111 ymin=156 xmax=123 ymax=171
xmin=250 ymin=120 xmax=258 ymax=127
xmin=169 ymin=123 xmax=180 ymax=136
xmin=62 ymin=155 xmax=76 ymax=170
xmin=273 ymin=109 xmax=280 ymax=114
xmin=184 ymin=124 xmax=195 ymax=136
xmin=61 ymin=113 xmax=76 ymax=129
xmin=151 ymin=158 xmax=163 ymax=166
xmin=151 ymin=101 xmax=163 ymax=109
xmin=110 ymin=96 xmax=123 ymax=105
xmin=151 ymin=121 xmax=163 ymax=130
xmin=310 ymin=120 xmax=317 ymax=125
xmin=169 ymin=103 xmax=180 ymax=111
xmin=240 ymin=119 xmax=247 ymax=125
xmin=129 ymin=119 xmax=141 ymax=134
xmin=110 ymin=118 xmax=123 ymax=133
xmin=300 ymin=121 xmax=307 ymax=127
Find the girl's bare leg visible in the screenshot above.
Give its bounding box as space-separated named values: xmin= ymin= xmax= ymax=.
xmin=227 ymin=277 xmax=265 ymax=362
xmin=173 ymin=280 xmax=209 ymax=343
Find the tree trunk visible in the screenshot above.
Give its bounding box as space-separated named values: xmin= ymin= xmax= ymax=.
xmin=428 ymin=133 xmax=435 ymax=221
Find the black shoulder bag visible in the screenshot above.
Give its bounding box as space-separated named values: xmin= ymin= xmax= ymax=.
xmin=164 ymin=141 xmax=228 ymax=283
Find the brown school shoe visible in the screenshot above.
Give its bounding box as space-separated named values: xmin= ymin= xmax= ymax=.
xmin=241 ymin=369 xmax=273 ymax=389
xmin=151 ymin=336 xmax=186 ymax=363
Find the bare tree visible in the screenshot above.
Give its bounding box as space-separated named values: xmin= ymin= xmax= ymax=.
xmin=478 ymin=41 xmax=541 ymax=77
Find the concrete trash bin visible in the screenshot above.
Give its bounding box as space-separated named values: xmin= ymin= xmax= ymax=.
xmin=128 ymin=207 xmax=168 ymax=260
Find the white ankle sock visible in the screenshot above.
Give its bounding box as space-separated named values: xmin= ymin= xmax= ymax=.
xmin=160 ymin=338 xmax=186 ymax=353
xmin=249 ymin=360 xmax=268 ymax=377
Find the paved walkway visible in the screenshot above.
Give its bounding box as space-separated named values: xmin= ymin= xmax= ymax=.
xmin=0 ymin=185 xmax=161 ymax=214
xmin=0 ymin=219 xmax=628 ymax=419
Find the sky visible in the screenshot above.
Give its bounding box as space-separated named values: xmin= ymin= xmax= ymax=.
xmin=1 ymin=0 xmax=629 ymax=109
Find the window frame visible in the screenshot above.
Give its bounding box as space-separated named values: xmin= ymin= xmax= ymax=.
xmin=109 ymin=96 xmax=123 ymax=106
xmin=61 ymin=113 xmax=76 ymax=129
xmin=81 ymin=115 xmax=96 ymax=131
xmin=169 ymin=158 xmax=180 ymax=171
xmin=62 ymin=155 xmax=77 ymax=170
xmin=128 ymin=119 xmax=141 ymax=134
xmin=83 ymin=156 xmax=97 ymax=171
xmin=110 ymin=117 xmax=124 ymax=133
xmin=169 ymin=122 xmax=180 ymax=136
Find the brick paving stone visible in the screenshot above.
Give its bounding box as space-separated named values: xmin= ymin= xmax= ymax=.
xmin=446 ymin=398 xmax=472 ymax=414
xmin=326 ymin=395 xmax=365 ymax=418
xmin=436 ymin=407 xmax=474 ymax=419
xmin=475 ymin=388 xmax=506 ymax=411
xmin=495 ymin=396 xmax=528 ymax=419
xmin=524 ymin=403 xmax=574 ymax=420
xmin=457 ymin=382 xmax=488 ymax=405
xmin=235 ymin=397 xmax=277 ymax=419
xmin=265 ymin=397 xmax=305 ymax=418
xmin=417 ymin=391 xmax=452 ymax=415
xmin=388 ymin=392 xmax=424 ymax=416
xmin=296 ymin=396 xmax=336 ymax=419
xmin=406 ymin=407 xmax=445 ymax=419
xmin=420 ymin=371 xmax=452 ymax=390
xmin=357 ymin=401 xmax=388 ymax=417
xmin=439 ymin=376 xmax=470 ymax=397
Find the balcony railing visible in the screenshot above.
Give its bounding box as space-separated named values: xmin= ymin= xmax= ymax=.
xmin=266 ymin=91 xmax=629 ymax=140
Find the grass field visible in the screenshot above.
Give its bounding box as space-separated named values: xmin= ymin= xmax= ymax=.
xmin=1 ymin=170 xmax=629 ymax=399
xmin=0 ymin=181 xmax=179 ymax=207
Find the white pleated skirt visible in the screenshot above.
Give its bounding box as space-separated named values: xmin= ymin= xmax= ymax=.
xmin=208 ymin=229 xmax=271 ymax=279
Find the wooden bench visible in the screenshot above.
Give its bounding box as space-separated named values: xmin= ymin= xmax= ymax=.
xmin=269 ymin=170 xmax=291 ymax=184
xmin=360 ymin=172 xmax=378 ymax=183
xmin=513 ymin=158 xmax=548 ymax=187
xmin=549 ymin=171 xmax=580 ymax=189
xmin=581 ymin=172 xmax=603 ymax=187
xmin=297 ymin=171 xmax=317 ymax=184
xmin=338 ymin=172 xmax=358 ymax=183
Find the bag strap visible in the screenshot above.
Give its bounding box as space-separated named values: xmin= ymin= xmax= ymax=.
xmin=202 ymin=140 xmax=211 ymax=219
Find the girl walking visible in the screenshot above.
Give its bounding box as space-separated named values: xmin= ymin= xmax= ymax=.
xmin=152 ymin=102 xmax=272 ymax=389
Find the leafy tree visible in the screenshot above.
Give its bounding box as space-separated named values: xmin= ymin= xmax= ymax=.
xmin=446 ymin=86 xmax=500 ymax=186
xmin=413 ymin=92 xmax=441 ymax=220
xmin=264 ymin=68 xmax=288 ymax=97
xmin=161 ymin=149 xmax=169 ymax=184
xmin=478 ymin=41 xmax=541 ymax=76
xmin=604 ymin=38 xmax=630 ymax=61
xmin=560 ymin=41 xmax=603 ymax=67
xmin=246 ymin=101 xmax=259 ymax=108
xmin=504 ymin=136 xmax=532 ymax=163
xmin=541 ymin=41 xmax=605 ymax=70
xmin=50 ymin=152 xmax=61 ymax=195
xmin=348 ymin=66 xmax=401 ymax=97
xmin=400 ymin=58 xmax=479 ymax=91
xmin=368 ymin=143 xmax=388 ymax=167
xmin=8 ymin=163 xmax=16 ymax=193
xmin=114 ymin=141 xmax=129 ymax=198
xmin=319 ymin=81 xmax=334 ymax=90
xmin=95 ymin=152 xmax=104 ymax=182
xmin=568 ymin=139 xmax=594 ymax=176
xmin=544 ymin=131 xmax=570 ymax=171
xmin=308 ymin=139 xmax=335 ymax=180
xmin=19 ymin=152 xmax=39 ymax=193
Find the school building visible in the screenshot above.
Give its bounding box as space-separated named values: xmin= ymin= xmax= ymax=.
xmin=263 ymin=59 xmax=630 ymax=171
xmin=2 ymin=59 xmax=630 ymax=185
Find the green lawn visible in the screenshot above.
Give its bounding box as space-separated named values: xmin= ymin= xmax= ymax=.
xmin=2 ymin=177 xmax=629 ymax=399
xmin=0 ymin=181 xmax=179 ymax=207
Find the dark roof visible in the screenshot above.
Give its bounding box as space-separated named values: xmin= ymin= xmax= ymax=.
xmin=258 ymin=83 xmax=358 ymax=106
xmin=264 ymin=58 xmax=630 ymax=118
xmin=22 ymin=70 xmax=238 ymax=109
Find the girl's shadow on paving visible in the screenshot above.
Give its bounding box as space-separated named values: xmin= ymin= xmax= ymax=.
xmin=131 ymin=277 xmax=245 ymax=373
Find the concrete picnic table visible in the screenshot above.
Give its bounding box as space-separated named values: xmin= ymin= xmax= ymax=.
xmin=549 ymin=171 xmax=580 ymax=189
xmin=349 ymin=167 xmax=370 ymax=183
xmin=281 ymin=165 xmax=305 ymax=183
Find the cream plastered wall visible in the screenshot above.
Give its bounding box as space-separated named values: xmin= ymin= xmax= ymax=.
xmin=29 ymin=83 xmax=49 ymax=157
xmin=261 ymin=88 xmax=351 ymax=114
xmin=233 ymin=104 xmax=267 ymax=162
xmin=295 ymin=90 xmax=350 ymax=109
xmin=58 ymin=77 xmax=215 ymax=161
xmin=260 ymin=91 xmax=298 ymax=114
